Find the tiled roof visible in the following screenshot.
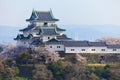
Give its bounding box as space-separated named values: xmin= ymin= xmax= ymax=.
xmin=107 ymin=45 xmax=120 ymax=49
xmin=88 ymin=42 xmax=106 ymax=47
xmin=19 ymin=24 xmax=36 ymax=31
xmin=31 ymin=39 xmax=43 ymax=45
xmin=56 ymin=26 xmax=66 ymax=31
xmin=14 ymin=34 xmax=33 ymax=40
xmin=57 ymin=34 xmax=72 ymax=41
xmin=38 ymin=28 xmax=58 ymax=35
xmin=46 ymin=41 xmax=63 ymax=45
xmin=47 ymin=38 xmax=59 ymax=42
xmin=47 ymin=41 xmax=108 ymax=47
xmin=26 ymin=10 xmax=59 ymax=21
xmin=37 ymin=28 xmax=43 ymax=35
xmin=63 ymin=41 xmax=89 ymax=47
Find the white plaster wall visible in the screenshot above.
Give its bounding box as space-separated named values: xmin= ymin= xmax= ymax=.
xmin=57 ymin=31 xmax=63 ymax=35
xmin=65 ymin=47 xmax=108 ymax=53
xmin=42 ymin=35 xmax=56 ymax=42
xmin=17 ymin=40 xmax=30 ymax=48
xmin=88 ymin=47 xmax=107 ymax=53
xmin=65 ymin=47 xmax=89 ymax=53
xmin=36 ymin=22 xmax=43 ymax=26
xmin=31 ymin=31 xmax=39 ymax=37
xmin=107 ymin=48 xmax=120 ymax=53
xmin=35 ymin=21 xmax=55 ymax=26
xmin=46 ymin=44 xmax=65 ymax=51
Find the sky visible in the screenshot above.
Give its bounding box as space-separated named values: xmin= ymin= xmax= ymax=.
xmin=0 ymin=0 xmax=120 ymax=27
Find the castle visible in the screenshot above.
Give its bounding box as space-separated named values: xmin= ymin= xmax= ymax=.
xmin=14 ymin=9 xmax=120 ymax=54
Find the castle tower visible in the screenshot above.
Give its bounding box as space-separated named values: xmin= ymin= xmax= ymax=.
xmin=14 ymin=9 xmax=71 ymax=47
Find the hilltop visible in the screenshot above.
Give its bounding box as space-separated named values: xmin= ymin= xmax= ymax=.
xmin=0 ymin=44 xmax=120 ymax=80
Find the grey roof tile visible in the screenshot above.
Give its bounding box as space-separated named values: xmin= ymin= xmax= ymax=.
xmin=63 ymin=41 xmax=89 ymax=47
xmin=47 ymin=41 xmax=108 ymax=47
xmin=14 ymin=34 xmax=33 ymax=40
xmin=20 ymin=24 xmax=36 ymax=31
xmin=56 ymin=26 xmax=66 ymax=31
xmin=88 ymin=42 xmax=106 ymax=47
xmin=107 ymin=45 xmax=120 ymax=48
xmin=42 ymin=28 xmax=58 ymax=35
xmin=47 ymin=38 xmax=59 ymax=42
xmin=31 ymin=39 xmax=43 ymax=45
xmin=26 ymin=11 xmax=59 ymax=21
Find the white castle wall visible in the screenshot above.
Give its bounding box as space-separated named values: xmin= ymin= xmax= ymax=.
xmin=17 ymin=40 xmax=30 ymax=48
xmin=45 ymin=44 xmax=120 ymax=54
xmin=107 ymin=48 xmax=120 ymax=53
xmin=46 ymin=44 xmax=64 ymax=51
xmin=42 ymin=35 xmax=57 ymax=42
xmin=65 ymin=47 xmax=120 ymax=53
xmin=35 ymin=21 xmax=55 ymax=26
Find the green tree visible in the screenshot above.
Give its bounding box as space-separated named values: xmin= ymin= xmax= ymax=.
xmin=63 ymin=64 xmax=87 ymax=80
xmin=100 ymin=65 xmax=111 ymax=79
xmin=16 ymin=52 xmax=30 ymax=64
xmin=33 ymin=64 xmax=53 ymax=80
xmin=47 ymin=60 xmax=65 ymax=80
xmin=0 ymin=66 xmax=20 ymax=80
xmin=89 ymin=73 xmax=99 ymax=80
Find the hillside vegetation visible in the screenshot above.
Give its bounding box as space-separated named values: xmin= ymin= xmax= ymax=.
xmin=0 ymin=44 xmax=120 ymax=80
xmin=97 ymin=36 xmax=120 ymax=44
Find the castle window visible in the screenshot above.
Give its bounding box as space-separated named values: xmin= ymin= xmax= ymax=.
xmin=113 ymin=49 xmax=116 ymax=51
xmin=101 ymin=49 xmax=105 ymax=51
xmin=71 ymin=49 xmax=74 ymax=51
xmin=91 ymin=49 xmax=95 ymax=51
xmin=57 ymin=46 xmax=60 ymax=48
xmin=48 ymin=37 xmax=50 ymax=39
xmin=81 ymin=49 xmax=85 ymax=51
xmin=44 ymin=22 xmax=48 ymax=26
xmin=50 ymin=46 xmax=52 ymax=48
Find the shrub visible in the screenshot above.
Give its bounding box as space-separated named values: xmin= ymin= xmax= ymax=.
xmin=16 ymin=52 xmax=30 ymax=64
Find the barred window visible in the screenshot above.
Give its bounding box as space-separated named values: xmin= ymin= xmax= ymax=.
xmin=71 ymin=49 xmax=75 ymax=51
xmin=81 ymin=49 xmax=85 ymax=51
xmin=91 ymin=49 xmax=95 ymax=51
xmin=101 ymin=49 xmax=105 ymax=51
xmin=113 ymin=49 xmax=117 ymax=51
xmin=57 ymin=46 xmax=60 ymax=48
xmin=50 ymin=46 xmax=52 ymax=48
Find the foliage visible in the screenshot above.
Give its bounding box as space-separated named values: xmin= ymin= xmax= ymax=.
xmin=33 ymin=64 xmax=53 ymax=80
xmin=4 ymin=58 xmax=15 ymax=67
xmin=18 ymin=64 xmax=34 ymax=79
xmin=0 ymin=46 xmax=3 ymax=52
xmin=0 ymin=46 xmax=120 ymax=80
xmin=47 ymin=60 xmax=65 ymax=80
xmin=97 ymin=36 xmax=120 ymax=45
xmin=12 ymin=77 xmax=25 ymax=80
xmin=86 ymin=64 xmax=112 ymax=80
xmin=89 ymin=73 xmax=99 ymax=80
xmin=0 ymin=66 xmax=20 ymax=80
xmin=16 ymin=51 xmax=31 ymax=64
xmin=63 ymin=63 xmax=88 ymax=80
xmin=33 ymin=47 xmax=60 ymax=63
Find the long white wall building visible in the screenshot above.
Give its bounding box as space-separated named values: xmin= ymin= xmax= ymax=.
xmin=46 ymin=40 xmax=120 ymax=53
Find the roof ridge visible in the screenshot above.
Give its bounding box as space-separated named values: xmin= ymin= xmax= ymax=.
xmin=35 ymin=10 xmax=50 ymax=13
xmin=41 ymin=27 xmax=55 ymax=29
